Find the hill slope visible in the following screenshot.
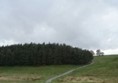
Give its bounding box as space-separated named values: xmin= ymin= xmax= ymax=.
xmin=54 ymin=55 xmax=118 ymax=83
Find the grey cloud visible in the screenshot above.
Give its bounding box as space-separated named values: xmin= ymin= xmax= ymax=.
xmin=0 ymin=0 xmax=118 ymax=50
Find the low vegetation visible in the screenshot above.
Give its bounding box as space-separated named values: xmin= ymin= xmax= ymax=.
xmin=0 ymin=65 xmax=78 ymax=83
xmin=53 ymin=55 xmax=118 ymax=83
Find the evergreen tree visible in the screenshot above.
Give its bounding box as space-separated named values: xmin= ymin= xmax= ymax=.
xmin=0 ymin=43 xmax=94 ymax=66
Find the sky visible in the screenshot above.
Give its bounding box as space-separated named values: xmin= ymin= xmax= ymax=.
xmin=0 ymin=0 xmax=118 ymax=54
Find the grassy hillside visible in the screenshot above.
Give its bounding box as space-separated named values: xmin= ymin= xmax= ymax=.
xmin=53 ymin=55 xmax=118 ymax=83
xmin=0 ymin=65 xmax=78 ymax=83
xmin=0 ymin=55 xmax=117 ymax=83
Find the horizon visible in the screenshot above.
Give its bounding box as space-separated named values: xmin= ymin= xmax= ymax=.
xmin=0 ymin=42 xmax=117 ymax=55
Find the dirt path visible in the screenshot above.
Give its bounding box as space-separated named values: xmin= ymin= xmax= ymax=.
xmin=45 ymin=63 xmax=93 ymax=83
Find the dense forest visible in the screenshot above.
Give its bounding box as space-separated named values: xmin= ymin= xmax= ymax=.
xmin=0 ymin=43 xmax=93 ymax=66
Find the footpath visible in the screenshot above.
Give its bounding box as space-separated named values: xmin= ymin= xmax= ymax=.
xmin=45 ymin=63 xmax=93 ymax=83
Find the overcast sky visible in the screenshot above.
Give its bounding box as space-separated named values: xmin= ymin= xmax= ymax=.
xmin=0 ymin=0 xmax=118 ymax=54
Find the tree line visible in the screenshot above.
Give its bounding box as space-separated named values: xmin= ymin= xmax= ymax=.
xmin=0 ymin=43 xmax=93 ymax=66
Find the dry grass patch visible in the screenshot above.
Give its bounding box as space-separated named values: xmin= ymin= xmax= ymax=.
xmin=0 ymin=75 xmax=42 ymax=81
xmin=58 ymin=76 xmax=106 ymax=83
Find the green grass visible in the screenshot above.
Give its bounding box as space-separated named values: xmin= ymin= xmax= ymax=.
xmin=0 ymin=55 xmax=117 ymax=83
xmin=0 ymin=65 xmax=78 ymax=83
xmin=53 ymin=55 xmax=118 ymax=83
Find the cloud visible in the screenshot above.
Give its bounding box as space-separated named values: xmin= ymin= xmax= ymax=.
xmin=103 ymin=49 xmax=118 ymax=55
xmin=0 ymin=39 xmax=17 ymax=46
xmin=0 ymin=0 xmax=118 ymax=54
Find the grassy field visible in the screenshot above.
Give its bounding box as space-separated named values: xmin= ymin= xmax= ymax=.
xmin=0 ymin=55 xmax=117 ymax=83
xmin=53 ymin=55 xmax=118 ymax=83
xmin=0 ymin=65 xmax=78 ymax=83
